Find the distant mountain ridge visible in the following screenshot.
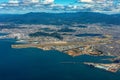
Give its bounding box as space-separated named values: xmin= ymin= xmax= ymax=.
xmin=0 ymin=12 xmax=120 ymax=25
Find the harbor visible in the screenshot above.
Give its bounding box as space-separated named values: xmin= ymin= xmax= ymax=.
xmin=84 ymin=62 xmax=120 ymax=73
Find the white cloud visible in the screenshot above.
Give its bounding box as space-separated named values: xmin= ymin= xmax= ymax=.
xmin=80 ymin=0 xmax=93 ymax=3
xmin=42 ymin=0 xmax=54 ymax=4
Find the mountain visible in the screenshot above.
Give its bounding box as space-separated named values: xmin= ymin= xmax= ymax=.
xmin=0 ymin=12 xmax=120 ymax=25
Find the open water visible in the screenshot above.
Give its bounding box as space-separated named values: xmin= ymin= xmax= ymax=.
xmin=0 ymin=39 xmax=120 ymax=80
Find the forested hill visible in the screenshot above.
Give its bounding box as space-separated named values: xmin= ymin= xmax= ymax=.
xmin=0 ymin=12 xmax=120 ymax=25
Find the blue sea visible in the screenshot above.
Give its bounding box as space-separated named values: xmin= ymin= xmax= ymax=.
xmin=0 ymin=39 xmax=120 ymax=80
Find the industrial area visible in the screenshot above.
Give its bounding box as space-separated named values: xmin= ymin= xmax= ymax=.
xmin=1 ymin=23 xmax=120 ymax=73
xmin=0 ymin=23 xmax=120 ymax=57
xmin=84 ymin=62 xmax=120 ymax=73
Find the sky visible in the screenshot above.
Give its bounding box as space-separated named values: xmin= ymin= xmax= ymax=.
xmin=55 ymin=0 xmax=76 ymax=4
xmin=0 ymin=0 xmax=76 ymax=5
xmin=0 ymin=0 xmax=120 ymax=14
xmin=0 ymin=0 xmax=8 ymax=3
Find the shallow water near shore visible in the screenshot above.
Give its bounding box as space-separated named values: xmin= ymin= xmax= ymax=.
xmin=0 ymin=40 xmax=120 ymax=80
